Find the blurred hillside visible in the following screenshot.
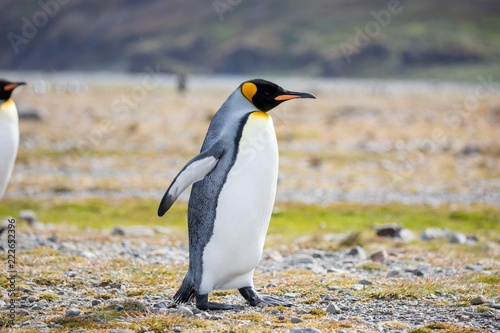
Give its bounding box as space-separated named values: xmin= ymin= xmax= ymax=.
xmin=1 ymin=0 xmax=500 ymax=80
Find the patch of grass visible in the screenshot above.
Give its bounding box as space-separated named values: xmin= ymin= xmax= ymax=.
xmin=38 ymin=292 xmax=60 ymax=302
xmin=309 ymin=308 xmax=327 ymax=316
xmin=2 ymin=199 xmax=498 ymax=244
xmin=409 ymin=322 xmax=487 ymax=332
xmin=96 ymin=293 xmax=114 ymax=300
xmin=472 ymin=274 xmax=500 ymax=285
xmin=358 ymin=261 xmax=387 ymax=271
xmin=382 ymin=321 xmax=411 ymax=330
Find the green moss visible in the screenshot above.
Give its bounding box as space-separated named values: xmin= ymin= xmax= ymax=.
xmin=38 ymin=292 xmax=60 ymax=302
xmin=309 ymin=309 xmax=327 ymax=316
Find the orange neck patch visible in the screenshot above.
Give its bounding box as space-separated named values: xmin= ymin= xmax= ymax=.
xmin=251 ymin=111 xmax=269 ymax=119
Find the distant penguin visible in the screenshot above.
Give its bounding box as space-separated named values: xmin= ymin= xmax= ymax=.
xmin=0 ymin=79 xmax=25 ymax=201
xmin=158 ymin=79 xmax=315 ymax=310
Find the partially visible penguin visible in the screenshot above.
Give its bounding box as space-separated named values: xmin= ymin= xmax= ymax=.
xmin=0 ymin=79 xmax=25 ymax=201
xmin=158 ymin=79 xmax=315 ymax=310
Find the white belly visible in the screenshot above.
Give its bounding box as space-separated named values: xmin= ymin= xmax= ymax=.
xmin=0 ymin=100 xmax=19 ymax=200
xmin=200 ymin=112 xmax=278 ymax=293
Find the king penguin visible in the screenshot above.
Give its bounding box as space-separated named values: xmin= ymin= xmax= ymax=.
xmin=0 ymin=79 xmax=25 ymax=201
xmin=158 ymin=79 xmax=315 ymax=310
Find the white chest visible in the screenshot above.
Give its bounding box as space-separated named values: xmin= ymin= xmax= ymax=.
xmin=200 ymin=112 xmax=278 ymax=292
xmin=0 ymin=100 xmax=19 ymax=199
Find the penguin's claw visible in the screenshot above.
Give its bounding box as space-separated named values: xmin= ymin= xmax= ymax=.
xmin=238 ymin=286 xmax=292 ymax=307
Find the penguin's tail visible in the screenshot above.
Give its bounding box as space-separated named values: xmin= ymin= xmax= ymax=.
xmin=173 ymin=273 xmax=195 ymax=304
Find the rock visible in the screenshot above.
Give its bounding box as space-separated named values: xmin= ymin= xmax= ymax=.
xmin=291 ymin=317 xmax=304 ymax=323
xmin=92 ymin=300 xmax=101 ymax=306
xmin=110 ymin=329 xmax=136 ymax=333
xmin=16 ymin=309 xmax=30 ymax=316
xmin=412 ymin=269 xmax=425 ymax=277
xmin=375 ymin=223 xmax=402 ymax=237
xmin=327 ymin=285 xmax=340 ymax=291
xmin=370 ymin=250 xmax=388 ymax=262
xmin=65 ymin=308 xmax=80 ymax=317
xmin=173 ymin=327 xmax=182 ymax=333
xmin=292 ymin=254 xmax=315 ymax=265
xmin=490 ymin=303 xmax=500 ymax=309
xmin=285 ymin=293 xmax=300 ymax=298
xmin=19 ymin=210 xmax=38 ymax=225
xmin=386 ymin=269 xmax=401 ymax=277
xmin=326 ymin=303 xmax=341 ymax=314
xmin=351 ymin=284 xmax=364 ymax=291
xmin=450 ymin=232 xmax=467 ymax=244
xmin=115 ymin=304 xmax=124 ymax=311
xmin=470 ymin=296 xmax=487 ymax=305
xmin=111 ymin=226 xmax=155 ymax=237
xmin=396 ymin=228 xmax=415 ymax=242
xmin=28 ymin=296 xmax=37 ymax=302
xmin=174 ymin=306 xmax=193 ymax=317
xmin=64 ymin=271 xmax=77 ymax=277
xmin=154 ymin=226 xmax=172 ymax=235
xmin=290 ymin=328 xmax=322 ymax=333
xmin=78 ymin=250 xmax=97 ymax=259
xmin=346 ymin=246 xmax=367 ymax=260
xmin=263 ymin=250 xmax=284 ymax=262
xmin=358 ymin=279 xmax=372 ymax=285
xmin=421 ymin=227 xmax=449 ymax=240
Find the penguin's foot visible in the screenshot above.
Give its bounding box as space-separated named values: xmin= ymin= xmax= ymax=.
xmin=238 ymin=287 xmax=292 ymax=307
xmin=196 ymin=294 xmax=234 ymax=310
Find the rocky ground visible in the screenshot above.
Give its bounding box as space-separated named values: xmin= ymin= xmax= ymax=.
xmin=1 ymin=217 xmax=499 ymax=332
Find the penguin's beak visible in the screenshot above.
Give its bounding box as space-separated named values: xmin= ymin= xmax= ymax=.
xmin=275 ymin=91 xmax=316 ymax=101
xmin=4 ymin=82 xmax=26 ymax=91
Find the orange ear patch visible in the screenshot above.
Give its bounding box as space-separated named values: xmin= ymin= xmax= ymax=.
xmin=242 ymin=82 xmax=258 ymax=102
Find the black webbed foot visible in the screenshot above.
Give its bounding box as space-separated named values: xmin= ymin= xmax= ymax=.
xmin=195 ymin=294 xmax=234 ymax=310
xmin=238 ymin=286 xmax=292 ymax=307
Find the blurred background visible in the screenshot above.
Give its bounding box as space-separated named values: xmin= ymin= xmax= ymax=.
xmin=1 ymin=0 xmax=500 ymax=80
xmin=0 ymin=0 xmax=499 ymax=206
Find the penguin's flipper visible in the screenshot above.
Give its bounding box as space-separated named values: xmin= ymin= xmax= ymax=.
xmin=158 ymin=142 xmax=225 ymax=216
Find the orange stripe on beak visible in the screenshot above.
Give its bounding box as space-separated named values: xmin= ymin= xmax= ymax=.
xmin=274 ymin=94 xmax=300 ymax=101
xmin=4 ymin=83 xmax=20 ymax=91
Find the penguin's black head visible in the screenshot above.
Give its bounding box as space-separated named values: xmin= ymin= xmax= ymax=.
xmin=0 ymin=79 xmax=26 ymax=102
xmin=240 ymin=78 xmax=315 ymax=112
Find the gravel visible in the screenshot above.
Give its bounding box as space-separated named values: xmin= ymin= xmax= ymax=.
xmin=3 ymin=229 xmax=499 ymax=332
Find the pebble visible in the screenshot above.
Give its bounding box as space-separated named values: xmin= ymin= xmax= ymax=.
xmin=358 ymin=279 xmax=372 ymax=285
xmin=115 ymin=304 xmax=124 ymax=311
xmin=346 ymin=246 xmax=368 ymax=260
xmin=92 ymin=299 xmax=101 ymax=306
xmin=19 ymin=210 xmax=37 ymax=225
xmin=291 ymin=317 xmax=304 ymax=323
xmin=289 ymin=328 xmax=322 ymax=333
xmin=470 ymin=296 xmax=487 ymax=305
xmin=370 ymin=250 xmax=388 ymax=262
xmin=285 ymin=293 xmax=300 ymax=298
xmin=28 ymin=296 xmax=37 ymax=302
xmin=421 ymin=227 xmax=449 ymax=240
xmin=65 ymin=308 xmax=80 ymax=317
xmin=326 ymin=303 xmax=341 ymax=314
xmin=111 ymin=226 xmax=155 ymax=237
xmin=375 ymin=223 xmax=402 ymax=237
xmin=450 ymin=232 xmax=467 ymax=244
